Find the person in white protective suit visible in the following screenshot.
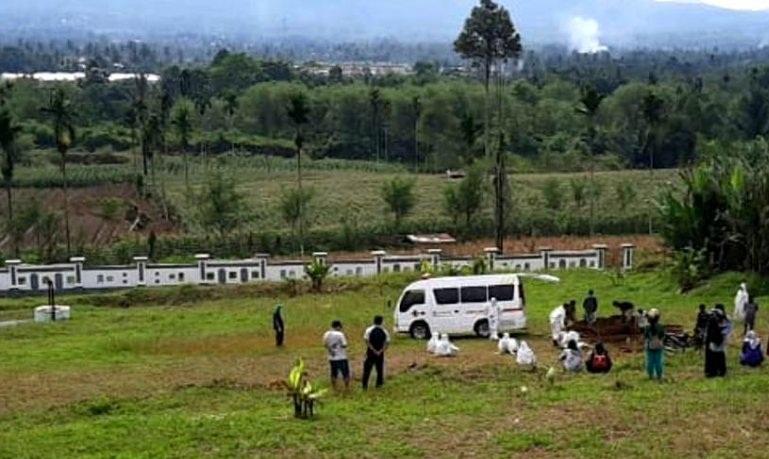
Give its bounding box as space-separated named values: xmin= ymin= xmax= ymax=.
xmin=516 ymin=340 xmax=536 ymax=366
xmin=487 ymin=297 xmax=501 ymax=340
xmin=734 ymin=283 xmax=749 ymax=322
xmin=426 ymin=331 xmax=440 ymax=354
xmin=549 ymin=303 xmax=570 ymax=346
xmin=559 ymin=339 xmax=584 ymax=372
xmin=558 ymin=330 xmax=582 ymax=349
xmin=498 ymin=333 xmax=519 ymax=355
xmin=435 ymin=333 xmax=459 ymax=357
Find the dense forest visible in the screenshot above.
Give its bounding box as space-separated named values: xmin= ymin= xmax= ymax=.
xmin=3 ymin=44 xmax=769 ymax=173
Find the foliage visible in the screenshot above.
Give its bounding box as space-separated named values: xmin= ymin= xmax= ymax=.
xmin=381 ymin=177 xmax=417 ymax=229
xmin=194 ymin=169 xmax=250 ymax=237
xmin=305 ymin=260 xmax=332 ymax=292
xmin=443 ymin=166 xmax=486 ymax=230
xmin=280 ymin=187 xmax=314 ymax=235
xmin=285 ymin=358 xmax=327 ymax=419
xmin=671 ymin=247 xmax=707 ymax=292
xmin=542 ymin=178 xmax=562 ymax=210
xmin=658 ymin=138 xmax=769 ymax=275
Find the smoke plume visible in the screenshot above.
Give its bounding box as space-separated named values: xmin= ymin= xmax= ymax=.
xmin=565 ymin=16 xmax=608 ymax=54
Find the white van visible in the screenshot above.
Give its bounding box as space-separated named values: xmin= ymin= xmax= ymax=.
xmin=393 ymin=274 xmax=527 ymax=339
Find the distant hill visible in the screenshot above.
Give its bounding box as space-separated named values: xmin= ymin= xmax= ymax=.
xmin=2 ymin=0 xmax=769 ymax=48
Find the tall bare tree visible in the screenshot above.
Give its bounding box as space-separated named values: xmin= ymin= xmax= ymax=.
xmin=454 ymin=0 xmax=522 ymax=159
xmin=42 ymin=88 xmax=76 ymax=256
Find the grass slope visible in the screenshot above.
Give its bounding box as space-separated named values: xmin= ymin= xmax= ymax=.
xmin=0 ymin=269 xmax=765 ymax=458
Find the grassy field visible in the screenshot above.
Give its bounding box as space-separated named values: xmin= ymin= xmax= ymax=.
xmin=1 ymin=268 xmax=767 ymax=458
xmin=164 ymin=155 xmax=680 ymax=234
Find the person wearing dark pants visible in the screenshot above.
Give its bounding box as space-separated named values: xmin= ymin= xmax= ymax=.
xmin=744 ymin=297 xmax=758 ymax=336
xmin=362 ymin=315 xmax=390 ymax=390
xmin=273 ymin=304 xmax=285 ymax=347
xmin=583 ymin=290 xmax=598 ymax=325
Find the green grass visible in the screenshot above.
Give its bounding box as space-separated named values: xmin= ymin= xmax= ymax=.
xmin=0 ymin=268 xmax=766 ymax=458
xmin=164 ymin=155 xmax=679 ymax=234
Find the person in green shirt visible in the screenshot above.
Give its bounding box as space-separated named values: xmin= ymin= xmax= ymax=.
xmin=644 ymin=308 xmax=665 ymax=380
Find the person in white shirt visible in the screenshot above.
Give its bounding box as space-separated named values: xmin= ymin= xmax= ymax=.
xmin=323 ymin=320 xmax=350 ymax=390
xmin=427 ymin=331 xmax=440 ymax=354
xmin=516 ymin=341 xmax=536 ymax=366
xmin=362 ymin=315 xmax=391 ymax=389
xmin=559 ymin=339 xmax=583 ymax=372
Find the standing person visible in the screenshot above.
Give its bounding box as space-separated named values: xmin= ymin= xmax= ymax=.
xmin=734 ymin=282 xmax=749 ymax=322
xmin=362 ymin=315 xmax=390 ymax=390
xmin=743 ymin=297 xmax=759 ymax=335
xmin=704 ymin=309 xmax=729 ymax=378
xmin=272 ymin=304 xmax=285 ymax=347
xmin=549 ymin=303 xmax=568 ymax=347
xmin=694 ymin=304 xmax=709 ymax=350
xmin=643 ymin=309 xmax=665 ymax=380
xmin=583 ymin=290 xmax=598 ymax=325
xmin=487 ymin=297 xmax=500 ymax=340
xmin=323 ymin=320 xmax=350 ymax=390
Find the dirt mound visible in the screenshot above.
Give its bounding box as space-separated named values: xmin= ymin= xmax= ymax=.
xmin=569 ymin=315 xmax=685 ymax=346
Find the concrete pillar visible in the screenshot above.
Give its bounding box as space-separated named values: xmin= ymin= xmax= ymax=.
xmin=539 ymin=247 xmax=553 ymax=270
xmin=592 ymin=244 xmax=608 ymax=270
xmin=371 ymin=250 xmax=387 ymax=275
xmin=484 ymin=247 xmax=499 ymax=272
xmin=254 ymin=253 xmax=269 ymax=280
xmin=133 ymin=256 xmax=148 ymax=286
xmin=621 ymin=244 xmax=636 ymax=271
xmin=70 ymin=257 xmax=85 ymax=288
xmin=427 ymin=249 xmax=442 ymax=270
xmin=6 ymin=259 xmax=21 ymax=289
xmin=312 ymin=252 xmax=328 ymax=266
xmin=195 ymin=253 xmax=210 ymax=284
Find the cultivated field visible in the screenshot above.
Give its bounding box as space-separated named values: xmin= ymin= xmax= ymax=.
xmin=1 ymin=268 xmax=766 ymax=458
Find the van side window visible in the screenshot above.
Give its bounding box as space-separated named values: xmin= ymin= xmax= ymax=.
xmin=489 ymin=285 xmax=515 ymax=302
xmin=400 ymin=290 xmax=425 ymax=312
xmin=434 ymin=288 xmax=459 ymax=305
xmin=461 ymin=286 xmax=487 ymax=303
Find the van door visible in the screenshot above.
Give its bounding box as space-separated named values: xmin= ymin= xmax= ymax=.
xmin=431 ymin=287 xmax=460 ymax=333
xmin=460 ymin=286 xmax=489 ymax=333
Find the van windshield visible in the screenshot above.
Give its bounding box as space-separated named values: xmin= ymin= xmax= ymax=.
xmin=399 ymin=290 xmax=425 ymax=312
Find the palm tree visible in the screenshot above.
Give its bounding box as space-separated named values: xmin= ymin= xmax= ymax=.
xmin=171 ymin=99 xmax=194 ymax=193
xmin=223 ymin=91 xmax=239 ymax=153
xmin=642 ymin=91 xmax=665 ymax=234
xmin=0 ymin=109 xmax=21 ymax=255
xmin=133 ymin=74 xmax=149 ymax=175
xmin=576 ymin=85 xmax=605 ymax=236
xmin=286 ymin=92 xmax=310 ymax=255
xmin=142 ymin=113 xmax=162 ymax=192
xmin=42 ymin=88 xmax=76 ymax=255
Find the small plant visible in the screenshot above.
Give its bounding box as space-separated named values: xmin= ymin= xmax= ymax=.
xmin=570 ymin=177 xmax=587 ymax=208
xmin=285 ymin=358 xmax=327 ymax=419
xmin=615 ymin=181 xmax=637 ymax=210
xmin=542 ymin=178 xmax=562 ymax=210
xmin=472 ymin=257 xmax=487 ymax=275
xmin=672 ymin=247 xmax=707 ymax=292
xmin=305 ymin=260 xmax=332 ymax=292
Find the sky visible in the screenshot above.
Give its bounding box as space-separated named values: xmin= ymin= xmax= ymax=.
xmin=657 ymin=0 xmax=769 ymax=10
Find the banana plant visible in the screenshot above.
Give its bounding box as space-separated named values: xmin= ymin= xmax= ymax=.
xmin=285 ymin=358 xmax=327 ymax=419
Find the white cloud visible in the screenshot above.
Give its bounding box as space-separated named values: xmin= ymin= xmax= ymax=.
xmin=656 ymin=0 xmax=769 ymax=11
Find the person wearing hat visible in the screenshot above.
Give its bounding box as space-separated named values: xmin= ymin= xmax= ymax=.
xmin=705 ymin=307 xmax=729 ymax=377
xmin=643 ymin=308 xmax=665 ymax=380
xmin=273 ymin=304 xmax=285 ymax=347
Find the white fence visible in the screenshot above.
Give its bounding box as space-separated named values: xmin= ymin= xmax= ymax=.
xmin=0 ymin=244 xmax=636 ymax=295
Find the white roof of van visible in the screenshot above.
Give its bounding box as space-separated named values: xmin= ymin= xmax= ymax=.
xmin=406 ymin=274 xmax=519 ymax=290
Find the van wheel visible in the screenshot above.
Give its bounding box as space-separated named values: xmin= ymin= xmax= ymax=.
xmin=475 ymin=320 xmax=490 ymax=338
xmin=410 ymin=322 xmax=431 ymax=340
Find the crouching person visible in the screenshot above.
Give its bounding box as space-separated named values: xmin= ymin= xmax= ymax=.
xmin=740 ymin=331 xmax=764 ymax=368
xmin=586 ymin=342 xmax=613 ymax=374
xmin=560 ymin=340 xmax=583 ymax=373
